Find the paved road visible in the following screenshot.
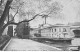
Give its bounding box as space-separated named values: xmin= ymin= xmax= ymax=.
xmin=3 ymin=38 xmax=62 ymax=51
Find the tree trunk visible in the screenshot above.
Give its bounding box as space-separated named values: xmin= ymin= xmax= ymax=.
xmin=0 ymin=0 xmax=13 ymax=36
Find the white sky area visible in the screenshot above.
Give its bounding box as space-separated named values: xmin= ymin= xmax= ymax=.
xmin=12 ymin=0 xmax=80 ymax=28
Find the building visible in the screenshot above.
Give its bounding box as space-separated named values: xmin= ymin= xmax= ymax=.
xmin=40 ymin=25 xmax=75 ymax=38
xmin=30 ymin=28 xmax=39 ymax=37
xmin=30 ymin=24 xmax=75 ymax=39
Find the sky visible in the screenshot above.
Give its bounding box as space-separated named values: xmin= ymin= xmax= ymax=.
xmin=13 ymin=0 xmax=80 ymax=28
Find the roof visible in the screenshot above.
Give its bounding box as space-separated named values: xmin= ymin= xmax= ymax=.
xmin=39 ymin=24 xmax=70 ymax=30
xmin=31 ymin=23 xmax=71 ymax=30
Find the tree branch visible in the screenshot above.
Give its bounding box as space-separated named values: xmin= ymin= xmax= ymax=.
xmin=10 ymin=8 xmax=19 ymax=22
xmin=28 ymin=14 xmax=40 ymax=22
xmin=27 ymin=10 xmax=49 ymax=22
xmin=0 ymin=0 xmax=13 ymax=28
xmin=17 ymin=13 xmax=40 ymax=24
xmin=0 ymin=0 xmax=3 ymax=6
xmin=9 ymin=2 xmax=23 ymax=22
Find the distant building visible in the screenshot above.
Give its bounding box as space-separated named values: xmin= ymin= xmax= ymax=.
xmin=30 ymin=24 xmax=75 ymax=39
xmin=30 ymin=28 xmax=39 ymax=37
xmin=40 ymin=25 xmax=74 ymax=38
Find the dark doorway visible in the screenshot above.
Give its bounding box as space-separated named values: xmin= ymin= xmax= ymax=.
xmin=7 ymin=26 xmax=13 ymax=37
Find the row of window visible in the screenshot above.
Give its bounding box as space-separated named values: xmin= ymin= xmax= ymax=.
xmin=41 ymin=28 xmax=67 ymax=33
xmin=51 ymin=28 xmax=67 ymax=32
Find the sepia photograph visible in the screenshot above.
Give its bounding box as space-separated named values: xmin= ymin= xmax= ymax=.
xmin=0 ymin=0 xmax=80 ymax=51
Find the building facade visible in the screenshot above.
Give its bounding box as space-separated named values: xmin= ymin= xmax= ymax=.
xmin=30 ymin=25 xmax=75 ymax=39
xmin=40 ymin=25 xmax=75 ymax=38
xmin=30 ymin=28 xmax=39 ymax=37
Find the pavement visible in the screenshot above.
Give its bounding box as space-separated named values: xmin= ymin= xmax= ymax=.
xmin=3 ymin=38 xmax=62 ymax=51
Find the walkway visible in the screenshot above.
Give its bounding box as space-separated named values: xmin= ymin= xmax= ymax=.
xmin=3 ymin=38 xmax=62 ymax=51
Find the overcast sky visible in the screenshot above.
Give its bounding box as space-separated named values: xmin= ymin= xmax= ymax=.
xmin=13 ymin=0 xmax=80 ymax=28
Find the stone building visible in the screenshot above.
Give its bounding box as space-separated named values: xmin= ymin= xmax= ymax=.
xmin=30 ymin=24 xmax=75 ymax=39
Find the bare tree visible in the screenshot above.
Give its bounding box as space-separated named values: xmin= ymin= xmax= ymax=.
xmin=38 ymin=1 xmax=63 ymax=24
xmin=0 ymin=0 xmax=63 ymax=38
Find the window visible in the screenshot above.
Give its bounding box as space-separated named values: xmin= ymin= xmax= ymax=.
xmin=55 ymin=29 xmax=56 ymax=32
xmin=52 ymin=29 xmax=53 ymax=32
xmin=52 ymin=34 xmax=54 ymax=37
xmin=63 ymin=28 xmax=67 ymax=32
